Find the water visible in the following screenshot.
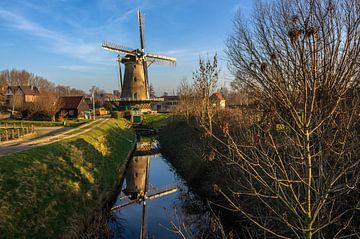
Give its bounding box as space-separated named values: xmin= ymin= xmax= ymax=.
xmin=110 ymin=140 xmax=206 ymax=239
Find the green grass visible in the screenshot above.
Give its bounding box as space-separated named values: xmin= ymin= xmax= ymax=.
xmin=0 ymin=118 xmax=136 ymax=238
xmin=0 ymin=119 xmax=90 ymax=128
xmin=61 ymin=120 xmax=102 ymax=136
xmin=143 ymin=113 xmax=172 ymax=129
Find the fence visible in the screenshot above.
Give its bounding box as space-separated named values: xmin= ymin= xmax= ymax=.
xmin=0 ymin=123 xmax=35 ymax=142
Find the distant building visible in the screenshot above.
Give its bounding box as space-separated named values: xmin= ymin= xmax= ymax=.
xmin=5 ymin=85 xmax=40 ymax=107
xmin=58 ymin=96 xmax=90 ymax=118
xmin=210 ymin=92 xmax=226 ymax=109
xmin=101 ymin=92 xmax=119 ymax=102
xmin=113 ymin=90 xmax=121 ymax=98
xmin=152 ymin=95 xmax=180 ymax=113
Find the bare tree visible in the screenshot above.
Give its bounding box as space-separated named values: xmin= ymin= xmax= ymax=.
xmin=28 ymin=93 xmax=60 ymax=121
xmin=55 ymin=85 xmax=84 ymax=96
xmin=218 ymin=0 xmax=360 ymax=238
xmin=176 ymin=78 xmax=194 ymax=121
xmin=149 ymin=84 xmax=156 ymax=98
xmin=192 ymin=54 xmax=220 ymax=133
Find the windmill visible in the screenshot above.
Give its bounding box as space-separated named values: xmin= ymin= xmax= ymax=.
xmin=102 ymin=11 xmax=176 ymax=105
xmin=111 ymin=141 xmax=177 ymax=239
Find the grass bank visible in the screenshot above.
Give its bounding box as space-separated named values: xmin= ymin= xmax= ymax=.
xmin=143 ymin=113 xmax=172 ymax=129
xmin=0 ymin=118 xmax=136 ymax=238
xmin=158 ymin=120 xmax=227 ymax=198
xmin=158 ymin=120 xmax=240 ymax=235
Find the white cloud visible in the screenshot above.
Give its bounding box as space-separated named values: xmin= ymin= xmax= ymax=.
xmin=0 ymin=8 xmax=110 ymax=65
xmin=106 ymin=7 xmax=138 ymax=24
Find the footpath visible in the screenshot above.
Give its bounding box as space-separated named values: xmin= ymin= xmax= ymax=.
xmin=0 ymin=119 xmax=107 ymax=156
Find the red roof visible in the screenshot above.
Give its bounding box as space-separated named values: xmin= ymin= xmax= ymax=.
xmin=210 ymin=92 xmax=225 ymax=101
xmin=59 ymin=96 xmax=85 ymax=109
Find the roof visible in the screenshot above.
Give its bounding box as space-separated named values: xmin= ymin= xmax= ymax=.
xmin=59 ymin=96 xmax=85 ymax=109
xmin=210 ymin=92 xmax=225 ymax=101
xmin=163 ymin=95 xmax=180 ymax=101
xmin=102 ymin=93 xmax=118 ymax=100
xmin=7 ymin=86 xmax=40 ymax=95
xmin=20 ymin=86 xmax=40 ymax=95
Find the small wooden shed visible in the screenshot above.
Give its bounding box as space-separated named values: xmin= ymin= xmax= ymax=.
xmin=58 ymin=96 xmax=90 ymax=118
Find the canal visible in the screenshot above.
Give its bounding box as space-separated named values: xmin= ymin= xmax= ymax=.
xmin=109 ymin=139 xmax=211 ymax=238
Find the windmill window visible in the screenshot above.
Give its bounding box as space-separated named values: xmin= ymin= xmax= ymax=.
xmin=134 ymin=65 xmax=136 ymax=68
xmin=134 ymin=77 xmax=137 ymax=82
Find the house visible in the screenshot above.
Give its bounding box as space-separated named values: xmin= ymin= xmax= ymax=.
xmin=210 ymin=92 xmax=226 ymax=109
xmin=5 ymin=85 xmax=40 ymax=108
xmin=58 ymin=96 xmax=90 ymax=118
xmin=152 ymin=95 xmax=180 ymax=113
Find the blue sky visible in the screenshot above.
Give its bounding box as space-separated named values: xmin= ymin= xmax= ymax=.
xmin=0 ymin=0 xmax=253 ymax=94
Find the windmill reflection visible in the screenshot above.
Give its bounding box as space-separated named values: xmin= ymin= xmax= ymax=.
xmin=123 ymin=155 xmax=149 ymax=200
xmin=111 ymin=139 xmax=177 ymax=239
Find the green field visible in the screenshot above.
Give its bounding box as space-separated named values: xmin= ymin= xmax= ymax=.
xmin=143 ymin=113 xmax=172 ymax=129
xmin=0 ymin=118 xmax=136 ymax=238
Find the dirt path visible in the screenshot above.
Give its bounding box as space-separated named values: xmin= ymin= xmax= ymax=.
xmin=0 ymin=119 xmax=109 ymax=156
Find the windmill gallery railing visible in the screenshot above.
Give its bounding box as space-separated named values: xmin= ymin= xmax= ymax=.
xmin=0 ymin=123 xmax=35 ymax=142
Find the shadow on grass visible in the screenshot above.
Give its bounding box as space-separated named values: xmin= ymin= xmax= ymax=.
xmin=0 ymin=120 xmax=135 ymax=238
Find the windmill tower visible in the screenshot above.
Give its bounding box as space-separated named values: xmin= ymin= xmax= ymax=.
xmin=102 ymin=11 xmax=176 ymax=109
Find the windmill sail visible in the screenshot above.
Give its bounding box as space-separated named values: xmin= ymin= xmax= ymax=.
xmin=138 ymin=11 xmax=145 ymax=51
xmin=137 ymin=11 xmax=150 ymax=99
xmin=145 ymin=53 xmax=176 ymax=66
xmin=102 ymin=10 xmax=176 ymax=102
xmin=140 ymin=155 xmax=150 ymax=239
xmin=102 ymin=41 xmax=136 ymax=55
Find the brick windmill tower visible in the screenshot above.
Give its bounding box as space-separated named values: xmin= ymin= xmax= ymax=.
xmin=102 ymin=11 xmax=176 ymax=111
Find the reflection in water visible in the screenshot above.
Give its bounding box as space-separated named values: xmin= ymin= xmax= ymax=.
xmin=123 ymin=155 xmax=148 ymax=200
xmin=110 ymin=139 xmax=224 ymax=239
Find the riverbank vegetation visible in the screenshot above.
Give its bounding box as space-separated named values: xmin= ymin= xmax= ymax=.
xmin=161 ymin=0 xmax=360 ymax=238
xmin=0 ymin=118 xmax=136 ymax=238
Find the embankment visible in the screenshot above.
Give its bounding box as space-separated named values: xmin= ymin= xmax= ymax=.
xmin=158 ymin=119 xmax=243 ymax=236
xmin=0 ymin=119 xmax=136 ymax=238
xmin=158 ymin=120 xmax=228 ymax=203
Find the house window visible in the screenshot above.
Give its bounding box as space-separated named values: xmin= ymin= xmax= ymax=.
xmin=69 ymin=110 xmax=75 ymax=116
xmin=133 ymin=93 xmax=137 ymax=99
